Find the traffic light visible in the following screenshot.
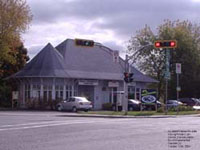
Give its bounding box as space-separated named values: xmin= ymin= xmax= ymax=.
xmin=124 ymin=72 xmax=134 ymax=83
xmin=75 ymin=39 xmax=94 ymax=47
xmin=154 ymin=40 xmax=177 ymax=48
xmin=129 ymin=73 xmax=134 ymax=83
xmin=124 ymin=72 xmax=129 ymax=83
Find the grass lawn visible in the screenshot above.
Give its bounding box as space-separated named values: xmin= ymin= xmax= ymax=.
xmin=78 ymin=110 xmax=200 ymax=116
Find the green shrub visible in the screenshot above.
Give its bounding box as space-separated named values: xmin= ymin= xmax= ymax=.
xmin=25 ymin=98 xmax=37 ymax=109
xmin=178 ymin=106 xmax=194 ymax=111
xmin=157 ymin=107 xmax=164 ymax=113
xmin=102 ymin=103 xmax=112 ymax=110
xmin=167 ymin=106 xmax=194 ymax=112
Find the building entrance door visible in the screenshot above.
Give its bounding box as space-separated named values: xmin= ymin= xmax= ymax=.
xmin=78 ymin=85 xmax=94 ymax=102
xmin=109 ymin=87 xmax=117 ymax=104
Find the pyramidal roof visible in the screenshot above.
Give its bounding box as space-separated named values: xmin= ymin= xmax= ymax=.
xmin=55 ymin=39 xmax=157 ymax=82
xmin=11 ymin=39 xmax=158 ymax=83
xmin=13 ymin=43 xmax=70 ymax=78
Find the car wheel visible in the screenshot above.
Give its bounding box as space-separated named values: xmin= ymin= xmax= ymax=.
xmin=84 ymin=109 xmax=89 ymax=112
xmin=72 ymin=106 xmax=77 ymax=112
xmin=129 ymin=107 xmax=133 ymax=111
xmin=57 ymin=105 xmax=63 ymax=111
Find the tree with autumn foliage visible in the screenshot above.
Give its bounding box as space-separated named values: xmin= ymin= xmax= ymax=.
xmin=0 ymin=0 xmax=32 ymax=76
xmin=0 ymin=0 xmax=32 ymax=107
xmin=127 ymin=20 xmax=200 ymax=100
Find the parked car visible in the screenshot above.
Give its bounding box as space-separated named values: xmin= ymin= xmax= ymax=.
xmin=56 ymin=97 xmax=92 ymax=112
xmin=142 ymin=101 xmax=163 ymax=111
xmin=128 ymin=99 xmax=141 ymax=111
xmin=112 ymin=99 xmax=141 ymax=111
xmin=178 ymin=98 xmax=200 ymax=106
xmin=166 ymin=100 xmax=183 ymax=108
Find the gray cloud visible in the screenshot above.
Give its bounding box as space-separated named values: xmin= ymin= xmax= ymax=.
xmin=25 ymin=0 xmax=200 ymax=59
xmin=27 ymin=45 xmax=44 ymax=60
xmin=27 ymin=0 xmax=200 ymax=39
xmin=102 ymin=41 xmax=124 ymax=51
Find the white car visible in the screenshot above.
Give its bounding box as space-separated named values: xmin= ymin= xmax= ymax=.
xmin=56 ymin=97 xmax=92 ymax=112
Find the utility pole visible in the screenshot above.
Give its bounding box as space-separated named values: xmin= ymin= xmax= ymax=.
xmin=123 ymin=55 xmax=129 ymax=115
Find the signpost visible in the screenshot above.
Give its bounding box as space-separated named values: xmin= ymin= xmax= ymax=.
xmin=12 ymin=91 xmax=19 ymax=109
xmin=176 ymin=63 xmax=181 ymax=100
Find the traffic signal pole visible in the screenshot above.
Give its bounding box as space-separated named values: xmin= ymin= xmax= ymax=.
xmin=165 ymin=49 xmax=171 ymax=114
xmin=122 ymin=45 xmax=152 ymax=115
xmin=123 ymin=55 xmax=129 ymax=115
xmin=154 ymin=40 xmax=177 ymax=114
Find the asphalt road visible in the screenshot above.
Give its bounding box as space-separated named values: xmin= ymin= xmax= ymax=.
xmin=0 ymin=111 xmax=200 ymax=150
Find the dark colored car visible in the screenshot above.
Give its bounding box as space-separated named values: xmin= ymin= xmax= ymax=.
xmin=178 ymin=98 xmax=200 ymax=106
xmin=166 ymin=100 xmax=183 ymax=109
xmin=142 ymin=101 xmax=163 ymax=111
xmin=112 ymin=99 xmax=141 ymax=111
xmin=128 ymin=99 xmax=141 ymax=111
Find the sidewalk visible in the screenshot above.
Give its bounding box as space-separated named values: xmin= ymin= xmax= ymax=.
xmin=56 ymin=112 xmax=200 ymax=119
xmin=1 ymin=109 xmax=199 ymax=118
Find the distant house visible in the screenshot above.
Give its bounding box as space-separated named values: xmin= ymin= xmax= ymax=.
xmin=10 ymin=39 xmax=157 ymax=110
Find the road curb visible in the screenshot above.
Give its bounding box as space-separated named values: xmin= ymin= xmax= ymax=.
xmin=55 ymin=113 xmax=179 ymax=119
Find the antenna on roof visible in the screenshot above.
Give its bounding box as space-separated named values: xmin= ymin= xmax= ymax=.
xmin=113 ymin=51 xmax=119 ymax=63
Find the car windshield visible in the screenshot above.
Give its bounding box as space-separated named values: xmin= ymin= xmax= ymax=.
xmin=75 ymin=97 xmax=89 ymax=102
xmin=129 ymin=99 xmax=140 ymax=104
xmin=168 ymin=100 xmax=177 ymax=103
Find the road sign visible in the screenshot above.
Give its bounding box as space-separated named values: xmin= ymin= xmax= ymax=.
xmin=176 ymin=86 xmax=181 ymax=92
xmin=141 ymin=89 xmax=157 ymax=104
xmin=176 ymin=63 xmax=181 ymax=74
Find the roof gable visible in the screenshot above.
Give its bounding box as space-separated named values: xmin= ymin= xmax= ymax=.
xmin=13 ymin=43 xmax=69 ymax=77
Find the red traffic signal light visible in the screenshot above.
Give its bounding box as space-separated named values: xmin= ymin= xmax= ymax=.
xmin=75 ymin=39 xmax=94 ymax=47
xmin=129 ymin=73 xmax=134 ymax=82
xmin=124 ymin=72 xmax=129 ymax=83
xmin=124 ymin=72 xmax=134 ymax=83
xmin=154 ymin=40 xmax=177 ymax=48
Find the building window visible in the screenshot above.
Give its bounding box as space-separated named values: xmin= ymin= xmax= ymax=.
xmin=65 ymin=85 xmax=73 ymax=100
xmin=32 ymin=84 xmax=41 ymax=100
xmin=128 ymin=86 xmax=135 ymax=99
xmin=109 ymin=87 xmax=117 ymax=103
xmin=25 ymin=84 xmax=30 ymax=102
xmin=55 ymin=85 xmax=63 ymax=100
xmin=43 ymin=85 xmax=52 ymax=101
xmin=136 ymin=88 xmax=140 ymax=100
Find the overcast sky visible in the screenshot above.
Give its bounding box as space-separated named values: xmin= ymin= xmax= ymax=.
xmin=22 ymin=0 xmax=200 ymax=59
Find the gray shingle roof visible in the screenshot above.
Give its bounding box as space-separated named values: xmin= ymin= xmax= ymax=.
xmin=11 ymin=39 xmax=158 ymax=83
xmin=12 ymin=43 xmax=69 ymax=78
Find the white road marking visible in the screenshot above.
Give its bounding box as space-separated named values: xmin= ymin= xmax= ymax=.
xmin=0 ymin=112 xmax=59 ymax=116
xmin=0 ymin=119 xmax=133 ymax=132
xmin=0 ymin=121 xmax=98 ymax=131
xmin=0 ymin=120 xmax=73 ymax=128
